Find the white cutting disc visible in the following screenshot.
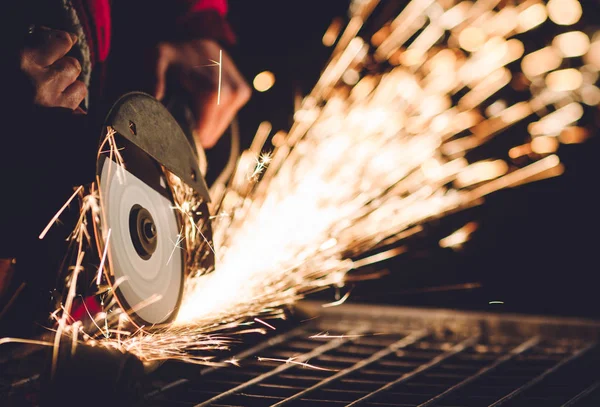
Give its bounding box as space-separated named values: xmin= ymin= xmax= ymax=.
xmin=100 ymin=158 xmax=182 ymax=325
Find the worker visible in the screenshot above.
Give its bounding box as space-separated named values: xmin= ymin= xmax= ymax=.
xmin=0 ymin=0 xmax=250 ymax=335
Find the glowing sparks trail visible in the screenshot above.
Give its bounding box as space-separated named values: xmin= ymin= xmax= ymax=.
xmin=248 ymin=152 xmax=272 ymax=181
xmin=254 ymin=318 xmax=277 ymax=331
xmin=218 ymin=49 xmax=223 ymax=105
xmin=257 ymin=357 xmax=337 ymax=372
xmin=0 ymin=338 xmax=53 ymax=347
xmin=166 ymin=231 xmax=185 ymax=266
xmin=309 ymin=332 xmax=366 ymax=339
xmin=322 ymin=291 xmax=352 ymax=308
xmin=95 ymin=228 xmax=111 ymax=285
xmin=38 ymin=185 xmax=83 ymax=239
xmin=17 ymin=0 xmax=599 ymax=366
xmin=171 ymin=0 xmax=598 ymax=358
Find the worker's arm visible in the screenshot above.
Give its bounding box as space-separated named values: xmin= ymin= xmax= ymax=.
xmin=111 ymin=0 xmax=250 ymax=149
xmin=152 ymin=0 xmax=250 ymax=149
xmin=149 ymin=39 xmax=250 ymax=149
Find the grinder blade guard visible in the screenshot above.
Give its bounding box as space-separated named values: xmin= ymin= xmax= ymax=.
xmin=95 ymin=92 xmax=214 ymax=328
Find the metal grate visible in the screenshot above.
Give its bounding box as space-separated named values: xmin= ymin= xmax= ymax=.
xmin=143 ymin=302 xmax=600 ymax=407
xmin=2 ymin=303 xmax=600 ymax=406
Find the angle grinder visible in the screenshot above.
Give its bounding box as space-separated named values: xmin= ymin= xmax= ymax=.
xmin=36 ymin=92 xmax=216 ymax=406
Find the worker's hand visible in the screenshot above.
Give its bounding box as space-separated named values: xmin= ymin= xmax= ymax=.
xmin=151 ymin=39 xmax=251 ymax=148
xmin=20 ymin=26 xmax=87 ymax=111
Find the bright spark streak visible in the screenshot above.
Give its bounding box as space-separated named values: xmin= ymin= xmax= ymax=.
xmin=309 ymin=332 xmax=365 ymax=339
xmin=0 ymin=338 xmax=54 ymax=347
xmin=196 ymin=226 xmax=216 ymax=257
xmin=53 ymin=250 xmax=85 ymax=377
xmin=257 ymin=357 xmax=336 ymax=371
xmin=95 ymin=228 xmax=111 ymax=285
xmin=218 ymin=49 xmax=222 ymax=105
xmin=352 ymin=246 xmax=408 ymax=269
xmin=167 ymin=232 xmax=184 ymax=266
xmin=248 ymin=152 xmax=272 ymax=181
xmin=225 ymin=357 xmax=240 ymax=367
xmin=77 ymin=295 xmax=109 ymax=338
xmin=39 ymin=185 xmax=83 ymax=239
xmin=254 ymin=318 xmax=276 ymax=330
xmin=127 ymin=293 xmax=163 ymax=317
xmin=99 ymin=147 xmax=125 ymax=154
xmin=322 ymin=291 xmax=352 ymax=308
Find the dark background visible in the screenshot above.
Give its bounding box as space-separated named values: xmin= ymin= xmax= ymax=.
xmin=219 ymin=0 xmax=600 ymax=320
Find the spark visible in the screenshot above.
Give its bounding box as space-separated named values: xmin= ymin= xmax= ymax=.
xmin=0 ymin=338 xmax=53 ymax=347
xmin=247 ymin=152 xmax=272 ymax=181
xmin=322 ymin=291 xmax=352 ymax=308
xmin=225 ymin=357 xmax=240 ymax=367
xmin=71 ymin=321 xmax=81 ymax=354
xmin=194 ymin=50 xmax=222 ymax=104
xmin=309 ymin=332 xmax=365 ymax=339
xmin=39 ymin=185 xmax=83 ymax=239
xmin=439 ymin=222 xmax=479 ymax=250
xmin=53 ymin=250 xmax=85 ymax=377
xmin=98 ymin=147 xmax=125 ymax=154
xmin=352 ymin=246 xmax=408 ymax=269
xmin=254 ymin=318 xmax=276 ymax=331
xmin=95 ymin=228 xmax=111 ymax=285
xmin=126 ymin=293 xmax=163 ymax=317
xmin=77 ymin=295 xmax=109 ymax=338
xmin=101 ymin=127 xmax=126 ymax=183
xmin=257 ymin=356 xmax=336 ymax=371
xmin=166 ymin=232 xmax=184 ymax=266
xmin=196 ymin=226 xmax=216 ymax=257
xmin=218 ymin=49 xmax=222 ymax=105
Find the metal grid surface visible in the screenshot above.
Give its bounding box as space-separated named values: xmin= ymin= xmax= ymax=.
xmin=144 ymin=302 xmax=600 ymax=407
xmin=2 ymin=303 xmax=600 ymax=406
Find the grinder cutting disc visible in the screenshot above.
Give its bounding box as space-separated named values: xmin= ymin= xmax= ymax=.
xmin=96 ymin=92 xmax=214 ymax=328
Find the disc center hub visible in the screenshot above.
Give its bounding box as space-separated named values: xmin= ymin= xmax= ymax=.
xmin=129 ymin=204 xmax=158 ymax=260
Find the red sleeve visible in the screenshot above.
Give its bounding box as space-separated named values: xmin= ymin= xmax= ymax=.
xmin=176 ymin=1 xmax=236 ymax=46
xmin=157 ymin=0 xmax=236 ymax=46
xmin=190 ymin=0 xmax=228 ymax=15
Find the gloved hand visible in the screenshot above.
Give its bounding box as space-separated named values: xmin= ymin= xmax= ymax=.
xmin=20 ymin=26 xmax=87 ymax=111
xmin=148 ymin=39 xmax=250 ymax=149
